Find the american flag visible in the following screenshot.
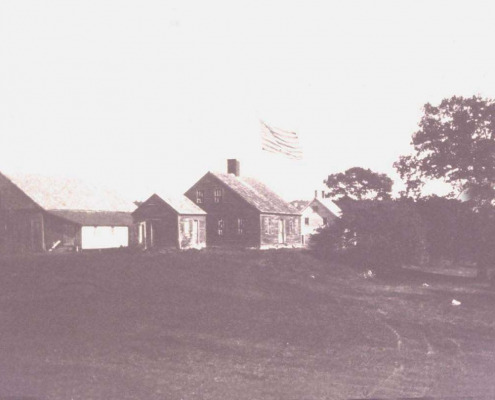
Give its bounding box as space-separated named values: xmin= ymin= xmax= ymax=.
xmin=260 ymin=120 xmax=303 ymax=160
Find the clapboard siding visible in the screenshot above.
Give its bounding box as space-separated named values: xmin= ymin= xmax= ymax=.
xmin=185 ymin=174 xmax=260 ymax=247
xmin=260 ymin=214 xmax=301 ymax=247
xmin=185 ymin=170 xmax=302 ymax=248
xmin=133 ymin=194 xmax=206 ymax=250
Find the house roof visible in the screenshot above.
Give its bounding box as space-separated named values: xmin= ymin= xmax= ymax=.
xmin=4 ymin=173 xmax=136 ymax=212
xmin=303 ymin=197 xmax=342 ymax=218
xmin=210 ymin=172 xmax=300 ymax=215
xmin=47 ymin=210 xmax=134 ymax=227
xmin=290 ymin=200 xmax=310 ymax=212
xmin=156 ymin=194 xmax=207 ymax=215
xmin=133 ymin=194 xmax=207 ymax=216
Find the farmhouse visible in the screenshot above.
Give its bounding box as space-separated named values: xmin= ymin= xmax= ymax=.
xmin=132 ymin=194 xmax=206 ymax=250
xmin=184 ymin=159 xmax=302 ymax=248
xmin=300 ymin=191 xmax=342 ymax=245
xmin=0 ymin=172 xmax=136 ymax=253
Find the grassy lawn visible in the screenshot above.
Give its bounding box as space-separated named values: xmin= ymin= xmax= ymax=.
xmin=0 ymin=249 xmax=494 ymax=399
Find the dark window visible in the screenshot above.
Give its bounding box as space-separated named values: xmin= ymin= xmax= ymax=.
xmin=196 ymin=190 xmax=204 ymax=204
xmin=214 ymin=188 xmax=223 ymax=203
xmin=304 ymin=217 xmax=309 ymax=225
xmin=323 ymin=217 xmax=328 ymax=225
xmin=237 ymin=218 xmax=244 ymax=234
xmin=217 ymin=219 xmax=224 ymax=236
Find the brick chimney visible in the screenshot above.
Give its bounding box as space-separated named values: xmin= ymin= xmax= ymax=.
xmin=227 ymin=159 xmax=240 ymax=177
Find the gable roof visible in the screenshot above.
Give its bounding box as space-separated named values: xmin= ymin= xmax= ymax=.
xmin=4 ymin=173 xmax=136 ymax=212
xmin=161 ymin=194 xmax=207 ymax=215
xmin=290 ymin=200 xmax=310 ymax=212
xmin=136 ymin=193 xmax=206 ymax=215
xmin=303 ymin=197 xmax=342 ymax=218
xmin=47 ymin=210 xmax=134 ymax=227
xmin=209 ymin=172 xmax=299 ymax=215
xmin=133 ymin=193 xmax=206 ymax=215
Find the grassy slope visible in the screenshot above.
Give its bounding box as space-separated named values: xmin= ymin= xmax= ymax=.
xmin=0 ymin=249 xmax=494 ymax=399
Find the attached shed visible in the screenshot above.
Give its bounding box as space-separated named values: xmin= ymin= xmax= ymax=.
xmin=132 ymin=194 xmax=206 ymax=250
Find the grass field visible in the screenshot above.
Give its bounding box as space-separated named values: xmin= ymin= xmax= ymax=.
xmin=0 ymin=249 xmax=494 ymax=399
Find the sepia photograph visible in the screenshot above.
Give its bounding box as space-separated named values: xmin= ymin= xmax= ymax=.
xmin=0 ymin=1 xmax=494 ymax=399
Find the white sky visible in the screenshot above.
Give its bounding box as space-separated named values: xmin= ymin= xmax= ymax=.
xmin=1 ymin=0 xmax=495 ymax=202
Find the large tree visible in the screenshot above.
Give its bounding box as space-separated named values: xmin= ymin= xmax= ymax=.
xmin=324 ymin=167 xmax=393 ymax=201
xmin=395 ymin=96 xmax=495 ymax=280
xmin=394 ymin=96 xmax=495 ymax=205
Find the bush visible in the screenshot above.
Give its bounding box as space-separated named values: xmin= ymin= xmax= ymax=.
xmin=310 ymin=199 xmax=427 ymax=271
xmin=415 ymin=196 xmax=478 ymax=264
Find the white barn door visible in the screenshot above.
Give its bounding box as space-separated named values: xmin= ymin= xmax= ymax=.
xmin=81 ymin=226 xmax=129 ymax=249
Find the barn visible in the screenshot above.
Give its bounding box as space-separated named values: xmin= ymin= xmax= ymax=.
xmin=132 ymin=194 xmax=206 ymax=250
xmin=300 ymin=191 xmax=342 ymax=246
xmin=0 ymin=172 xmax=136 ymax=252
xmin=184 ymin=159 xmax=302 ymax=248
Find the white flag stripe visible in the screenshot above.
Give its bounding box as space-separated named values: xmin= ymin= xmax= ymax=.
xmin=261 ymin=122 xmax=298 ymax=140
xmin=261 ymin=138 xmax=302 ymax=159
xmin=260 ymin=120 xmax=303 ymax=159
xmin=268 ymin=135 xmax=299 ymax=148
xmin=266 ymin=133 xmax=301 ymax=149
xmin=262 ymin=135 xmax=302 ymax=154
xmin=261 ymin=138 xmax=300 ymax=156
xmin=268 ymin=127 xmax=298 ymax=140
xmin=261 ymin=135 xmax=302 ymax=152
xmin=262 ymin=143 xmax=301 ymax=158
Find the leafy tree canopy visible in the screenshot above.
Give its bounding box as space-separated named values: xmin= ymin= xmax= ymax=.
xmin=324 ymin=167 xmax=393 ymax=201
xmin=395 ymin=96 xmax=495 ymax=206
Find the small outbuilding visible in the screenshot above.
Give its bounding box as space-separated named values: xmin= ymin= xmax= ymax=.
xmin=132 ymin=194 xmax=206 ymax=250
xmin=301 ymin=190 xmax=342 ymax=245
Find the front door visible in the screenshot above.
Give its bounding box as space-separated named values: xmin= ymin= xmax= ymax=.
xmin=278 ymin=219 xmax=285 ymax=244
xmin=138 ymin=222 xmax=147 ymax=249
xmin=191 ymin=220 xmax=199 ymax=246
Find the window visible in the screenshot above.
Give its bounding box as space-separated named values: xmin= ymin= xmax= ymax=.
xmin=214 ymin=188 xmax=223 ymax=203
xmin=263 ymin=217 xmax=271 ymax=234
xmin=196 ymin=190 xmax=204 ymax=204
xmin=237 ymin=218 xmax=244 ymax=234
xmin=304 ymin=217 xmax=309 ymax=225
xmin=288 ymin=219 xmax=294 ymax=234
xmin=217 ymin=219 xmax=224 ymax=236
xmin=183 ymin=220 xmax=191 ymax=237
xmin=323 ymin=217 xmax=328 ymax=225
